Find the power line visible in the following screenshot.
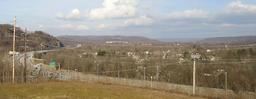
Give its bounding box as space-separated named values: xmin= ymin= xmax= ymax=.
xmin=65 ymin=60 xmax=256 ymax=76
xmin=198 ymin=61 xmax=256 ymax=64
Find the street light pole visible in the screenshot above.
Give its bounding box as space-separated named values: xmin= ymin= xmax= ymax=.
xmin=193 ymin=59 xmax=196 ymax=95
xmin=12 ymin=16 xmax=16 ymax=84
xmin=191 ymin=53 xmax=200 ymax=95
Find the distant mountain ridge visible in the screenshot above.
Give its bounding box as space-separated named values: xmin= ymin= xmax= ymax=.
xmin=198 ymin=36 xmax=256 ymax=45
xmin=58 ymin=35 xmax=162 ymax=45
xmin=158 ymin=38 xmax=202 ymax=43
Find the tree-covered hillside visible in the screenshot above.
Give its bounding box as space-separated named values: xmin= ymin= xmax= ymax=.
xmin=0 ymin=24 xmax=64 ymax=52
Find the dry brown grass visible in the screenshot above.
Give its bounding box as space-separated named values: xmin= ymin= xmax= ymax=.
xmin=0 ymin=81 xmax=207 ymax=99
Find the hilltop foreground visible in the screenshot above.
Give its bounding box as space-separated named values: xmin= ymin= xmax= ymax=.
xmin=0 ymin=81 xmax=206 ymax=99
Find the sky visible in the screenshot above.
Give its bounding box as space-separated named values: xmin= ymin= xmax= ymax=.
xmin=1 ymin=0 xmax=256 ymax=39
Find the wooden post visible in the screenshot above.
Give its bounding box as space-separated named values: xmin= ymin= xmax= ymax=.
xmin=12 ymin=16 xmax=16 ymax=84
xmin=156 ymin=65 xmax=159 ymax=81
xmin=23 ymin=28 xmax=27 ymax=83
xmin=225 ymin=72 xmax=228 ymax=99
xmin=143 ymin=67 xmax=146 ymax=80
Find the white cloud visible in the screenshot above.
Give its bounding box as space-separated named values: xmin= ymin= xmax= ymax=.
xmin=60 ymin=24 xmax=89 ymax=30
xmin=57 ymin=9 xmax=82 ymax=20
xmin=88 ymin=0 xmax=138 ymax=19
xmin=124 ymin=15 xmax=154 ymax=26
xmin=77 ymin=25 xmax=90 ymax=30
xmin=35 ymin=24 xmax=44 ymax=29
xmin=220 ymin=23 xmax=239 ymax=28
xmin=168 ymin=9 xmax=208 ymax=19
xmin=228 ymin=1 xmax=256 ymax=13
xmin=97 ymin=24 xmax=109 ymax=29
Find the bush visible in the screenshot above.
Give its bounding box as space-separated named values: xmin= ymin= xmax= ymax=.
xmin=34 ymin=53 xmax=43 ymax=59
xmin=97 ymin=50 xmax=106 ymax=56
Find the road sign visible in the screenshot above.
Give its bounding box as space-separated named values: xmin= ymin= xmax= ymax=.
xmin=49 ymin=58 xmax=57 ymax=68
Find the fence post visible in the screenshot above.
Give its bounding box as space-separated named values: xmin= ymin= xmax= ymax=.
xmin=143 ymin=67 xmax=146 ymax=80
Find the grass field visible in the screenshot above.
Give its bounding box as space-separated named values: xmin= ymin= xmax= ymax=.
xmin=0 ymin=81 xmax=207 ymax=99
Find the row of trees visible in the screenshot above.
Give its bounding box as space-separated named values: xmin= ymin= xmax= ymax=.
xmin=0 ymin=53 xmax=25 ymax=83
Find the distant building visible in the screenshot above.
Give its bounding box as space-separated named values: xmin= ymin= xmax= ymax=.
xmin=225 ymin=45 xmax=228 ymax=48
xmin=206 ymin=49 xmax=212 ymax=53
xmin=178 ymin=58 xmax=185 ymax=63
xmin=209 ymin=56 xmax=216 ymax=61
xmin=76 ymin=44 xmax=82 ymax=48
xmin=127 ymin=52 xmax=135 ymax=57
xmin=162 ymin=50 xmax=170 ymax=59
xmin=141 ymin=43 xmax=152 ymax=46
xmin=145 ymin=51 xmax=150 ymax=55
xmin=8 ymin=51 xmax=19 ymax=55
xmin=176 ymin=54 xmax=183 ymax=57
xmin=94 ymin=52 xmax=98 ymax=56
xmin=105 ymin=41 xmax=129 ymax=44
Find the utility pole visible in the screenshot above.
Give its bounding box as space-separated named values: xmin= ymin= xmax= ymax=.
xmin=117 ymin=63 xmax=120 ymax=78
xmin=225 ymin=72 xmax=228 ymax=99
xmin=97 ymin=64 xmax=99 ymax=79
xmin=23 ymin=28 xmax=27 ymax=83
xmin=12 ymin=16 xmax=16 ymax=84
xmin=191 ymin=53 xmax=200 ymax=95
xmin=75 ymin=69 xmax=78 ymax=80
xmin=58 ymin=63 xmax=61 ymax=71
xmin=193 ymin=59 xmax=196 ymax=95
xmin=150 ymin=76 xmax=153 ymax=88
xmin=40 ymin=43 xmax=43 ymax=51
xmin=143 ymin=67 xmax=146 ymax=80
xmin=68 ymin=61 xmax=70 ymax=73
xmin=156 ymin=65 xmax=159 ymax=81
xmin=204 ymin=69 xmax=228 ymax=98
